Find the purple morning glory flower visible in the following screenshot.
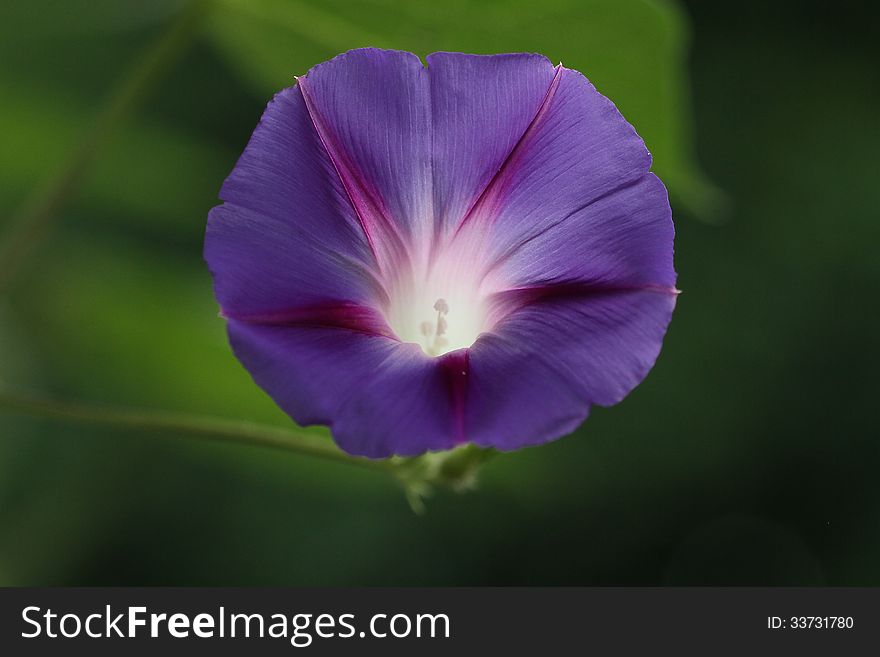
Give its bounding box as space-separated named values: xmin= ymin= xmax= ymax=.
xmin=205 ymin=48 xmax=677 ymax=458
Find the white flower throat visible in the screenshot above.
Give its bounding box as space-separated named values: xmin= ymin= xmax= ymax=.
xmin=384 ymin=249 xmax=492 ymax=357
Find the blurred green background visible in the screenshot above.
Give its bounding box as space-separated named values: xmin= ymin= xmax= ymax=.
xmin=1 ymin=0 xmax=878 ymax=585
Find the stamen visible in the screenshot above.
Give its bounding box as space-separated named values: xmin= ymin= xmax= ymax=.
xmin=427 ymin=298 xmax=451 ymax=356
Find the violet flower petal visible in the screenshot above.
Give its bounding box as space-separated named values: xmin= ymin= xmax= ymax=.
xmin=227 ymin=320 xmax=464 ymax=457
xmin=296 ymin=49 xmax=432 ymax=269
xmin=451 ymin=64 xmax=654 ymax=264
xmin=467 ymin=288 xmax=677 ymax=451
xmin=205 ymin=86 xmax=382 ymax=315
xmin=428 ymin=52 xmax=557 ymax=234
xmin=494 ymin=174 xmax=677 ymax=291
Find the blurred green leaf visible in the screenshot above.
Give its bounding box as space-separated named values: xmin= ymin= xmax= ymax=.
xmin=0 ymin=0 xmax=185 ymax=41
xmin=16 ymin=233 xmax=294 ymax=425
xmin=0 ymin=304 xmax=42 ymax=519
xmin=208 ymin=0 xmax=723 ymax=218
xmin=0 ymin=80 xmax=232 ymax=236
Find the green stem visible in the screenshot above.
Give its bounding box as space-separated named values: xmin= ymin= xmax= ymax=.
xmin=0 ymin=382 xmax=392 ymax=475
xmin=0 ymin=0 xmax=211 ymax=292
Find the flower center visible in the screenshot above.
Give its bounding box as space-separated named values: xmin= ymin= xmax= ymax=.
xmin=384 ymin=254 xmax=490 ymax=357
